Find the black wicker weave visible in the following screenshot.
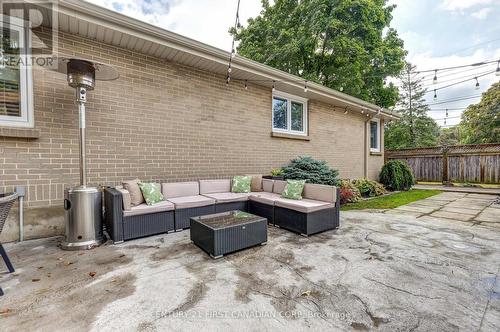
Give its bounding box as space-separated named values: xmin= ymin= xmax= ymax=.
xmin=190 ymin=211 xmax=267 ymax=258
xmin=273 ymin=188 xmax=340 ymax=236
xmin=248 ymin=200 xmax=274 ymax=225
xmin=104 ymin=188 xmax=175 ymax=242
xmin=174 ymin=205 xmax=216 ymax=231
xmin=215 ymin=201 xmax=247 ymax=213
xmin=0 ymin=192 xmax=18 ymax=296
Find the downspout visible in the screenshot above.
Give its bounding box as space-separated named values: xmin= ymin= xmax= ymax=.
xmin=363 ymin=118 xmax=370 ymax=178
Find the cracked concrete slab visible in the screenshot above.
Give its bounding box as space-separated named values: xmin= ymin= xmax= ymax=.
xmin=474 ymin=208 xmax=500 ymax=223
xmin=1 ymin=195 xmax=500 ymax=331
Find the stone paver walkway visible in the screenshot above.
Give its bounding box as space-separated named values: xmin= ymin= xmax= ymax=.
xmin=388 ymin=192 xmax=500 ymax=228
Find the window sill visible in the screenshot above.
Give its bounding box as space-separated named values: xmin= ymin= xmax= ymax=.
xmin=271 ymin=132 xmax=310 ymax=141
xmin=370 ymin=151 xmax=383 ymax=156
xmin=0 ymin=127 xmax=40 ymax=139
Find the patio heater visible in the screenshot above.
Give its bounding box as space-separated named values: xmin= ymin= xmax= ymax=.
xmin=52 ymin=58 xmax=119 ymax=250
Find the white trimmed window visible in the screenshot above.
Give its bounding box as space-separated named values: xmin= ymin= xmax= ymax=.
xmin=272 ymin=91 xmax=307 ymax=136
xmin=370 ymin=118 xmax=381 ymax=152
xmin=0 ymin=16 xmax=34 ymax=128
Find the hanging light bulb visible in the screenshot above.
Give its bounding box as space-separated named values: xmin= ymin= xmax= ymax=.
xmin=361 ymin=109 xmax=364 ymax=114
xmin=226 ymin=75 xmax=230 ymax=85
xmin=433 ymin=69 xmax=438 ymax=84
xmin=344 ymin=107 xmax=348 ymax=115
xmin=244 ymin=80 xmax=248 ymax=90
xmin=475 ymin=77 xmax=480 ymax=90
xmin=272 ymin=80 xmax=276 ymax=92
xmin=446 ymin=108 xmax=448 ymax=117
xmin=304 ymin=80 xmax=308 ymax=92
xmin=227 ymin=65 xmax=232 ymax=73
xmin=444 ymin=118 xmax=446 ymax=125
xmin=496 ymin=60 xmax=500 ymax=76
xmin=433 ymin=89 xmax=437 ymax=101
xmin=231 ymin=48 xmax=236 ymax=57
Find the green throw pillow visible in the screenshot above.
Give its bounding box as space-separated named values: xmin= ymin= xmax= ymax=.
xmin=138 ymin=182 xmax=164 ymax=205
xmin=281 ymin=180 xmax=306 ymax=200
xmin=232 ymin=175 xmax=252 ymax=193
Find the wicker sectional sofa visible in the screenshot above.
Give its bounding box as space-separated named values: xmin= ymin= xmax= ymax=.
xmin=104 ymin=178 xmax=339 ymax=243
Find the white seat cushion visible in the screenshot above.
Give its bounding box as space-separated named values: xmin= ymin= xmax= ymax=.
xmin=249 ymin=192 xmax=281 ymax=205
xmin=202 ymin=192 xmax=250 ymax=203
xmin=274 ymin=198 xmax=334 ymax=213
xmin=123 ymin=200 xmax=174 ymax=217
xmin=167 ymin=195 xmax=215 ymax=209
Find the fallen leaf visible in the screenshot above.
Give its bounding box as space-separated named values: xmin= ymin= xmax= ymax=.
xmin=37 ymin=266 xmax=44 ymax=270
xmin=111 ymin=278 xmax=117 ymax=283
xmin=0 ymin=308 xmax=9 ymax=315
xmin=89 ymin=272 xmax=96 ymax=277
xmin=32 ymin=278 xmax=41 ymax=282
xmin=64 ymin=261 xmax=73 ymax=266
xmin=301 ymin=290 xmax=311 ymax=297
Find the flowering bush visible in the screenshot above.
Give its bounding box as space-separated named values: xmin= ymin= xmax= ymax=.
xmin=352 ymin=178 xmax=386 ymax=197
xmin=339 ymin=179 xmax=361 ymax=204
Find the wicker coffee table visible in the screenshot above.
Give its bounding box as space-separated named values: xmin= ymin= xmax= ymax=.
xmin=190 ymin=210 xmax=267 ymax=259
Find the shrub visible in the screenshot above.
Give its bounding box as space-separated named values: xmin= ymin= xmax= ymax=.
xmin=339 ymin=179 xmax=361 ymax=204
xmin=282 ymin=156 xmax=339 ymax=186
xmin=353 ymin=178 xmax=386 ymax=197
xmin=379 ymin=160 xmax=414 ymax=191
xmin=270 ymin=168 xmax=284 ymax=177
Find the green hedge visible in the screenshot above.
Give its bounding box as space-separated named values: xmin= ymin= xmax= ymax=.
xmin=379 ymin=160 xmax=414 ymax=191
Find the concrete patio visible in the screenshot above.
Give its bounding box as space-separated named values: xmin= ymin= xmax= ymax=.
xmin=1 ymin=192 xmax=499 ymax=331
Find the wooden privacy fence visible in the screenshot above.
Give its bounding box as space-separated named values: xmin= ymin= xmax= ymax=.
xmin=386 ymin=143 xmax=500 ymax=184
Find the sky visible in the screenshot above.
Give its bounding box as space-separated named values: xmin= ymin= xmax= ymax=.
xmin=86 ymin=0 xmax=500 ymax=127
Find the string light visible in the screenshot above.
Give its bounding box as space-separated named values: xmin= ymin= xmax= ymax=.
xmin=361 ymin=109 xmax=364 ymax=114
xmin=304 ymin=80 xmax=308 ymax=93
xmin=433 ymin=69 xmax=438 ymax=84
xmin=433 ymin=89 xmax=437 ymax=101
xmin=474 ymin=77 xmax=480 ymax=90
xmin=496 ymin=60 xmax=500 ymax=76
xmin=344 ymin=107 xmax=348 ymax=114
xmin=445 ymin=109 xmax=448 ymax=117
xmin=244 ymin=80 xmax=248 ymax=90
xmin=272 ymin=80 xmax=275 ymax=92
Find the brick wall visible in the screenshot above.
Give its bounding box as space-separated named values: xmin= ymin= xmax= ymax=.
xmin=0 ymin=29 xmax=384 ymax=241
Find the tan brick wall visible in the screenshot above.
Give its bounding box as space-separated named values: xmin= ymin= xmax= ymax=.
xmin=0 ymin=29 xmax=384 ymax=240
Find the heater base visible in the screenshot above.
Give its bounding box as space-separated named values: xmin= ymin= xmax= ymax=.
xmin=60 ymin=238 xmax=105 ymax=251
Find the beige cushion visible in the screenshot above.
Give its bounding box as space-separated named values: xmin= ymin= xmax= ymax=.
xmin=123 ymin=200 xmax=174 ymax=217
xmin=249 ymin=192 xmax=281 ymax=205
xmin=167 ymin=195 xmax=215 ymax=209
xmin=202 ymin=192 xmax=250 ymax=203
xmin=115 ymin=187 xmax=131 ymax=211
xmin=248 ymin=174 xmax=263 ymax=192
xmin=274 ymin=198 xmax=335 ymax=213
xmin=122 ymin=179 xmax=144 ymax=206
xmin=272 ymin=180 xmax=287 ymax=194
xmin=303 ymin=183 xmax=337 ymax=203
xmin=162 ymin=181 xmax=199 ymax=199
xmin=199 ymin=179 xmax=231 ymax=194
xmin=262 ymin=179 xmax=274 ymax=192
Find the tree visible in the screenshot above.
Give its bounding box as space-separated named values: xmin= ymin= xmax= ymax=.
xmin=459 ymin=82 xmax=500 ymax=144
xmin=437 ymin=127 xmax=461 ymax=146
xmin=385 ymin=62 xmax=440 ymax=149
xmin=233 ymin=0 xmax=407 ymax=107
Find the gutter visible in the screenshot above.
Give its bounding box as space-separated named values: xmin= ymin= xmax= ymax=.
xmin=61 ymin=0 xmax=400 ymax=120
xmin=363 ymin=118 xmax=371 ymax=178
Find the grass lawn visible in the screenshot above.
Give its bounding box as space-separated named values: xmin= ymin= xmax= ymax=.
xmin=341 ymin=189 xmax=442 ymax=211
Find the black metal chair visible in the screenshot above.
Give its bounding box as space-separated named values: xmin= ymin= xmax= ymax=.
xmin=0 ymin=192 xmax=18 ymax=296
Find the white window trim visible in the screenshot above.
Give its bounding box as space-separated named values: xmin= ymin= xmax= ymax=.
xmin=272 ymin=90 xmax=308 ymax=136
xmin=370 ymin=118 xmax=381 ymax=152
xmin=0 ymin=15 xmax=34 ymax=128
